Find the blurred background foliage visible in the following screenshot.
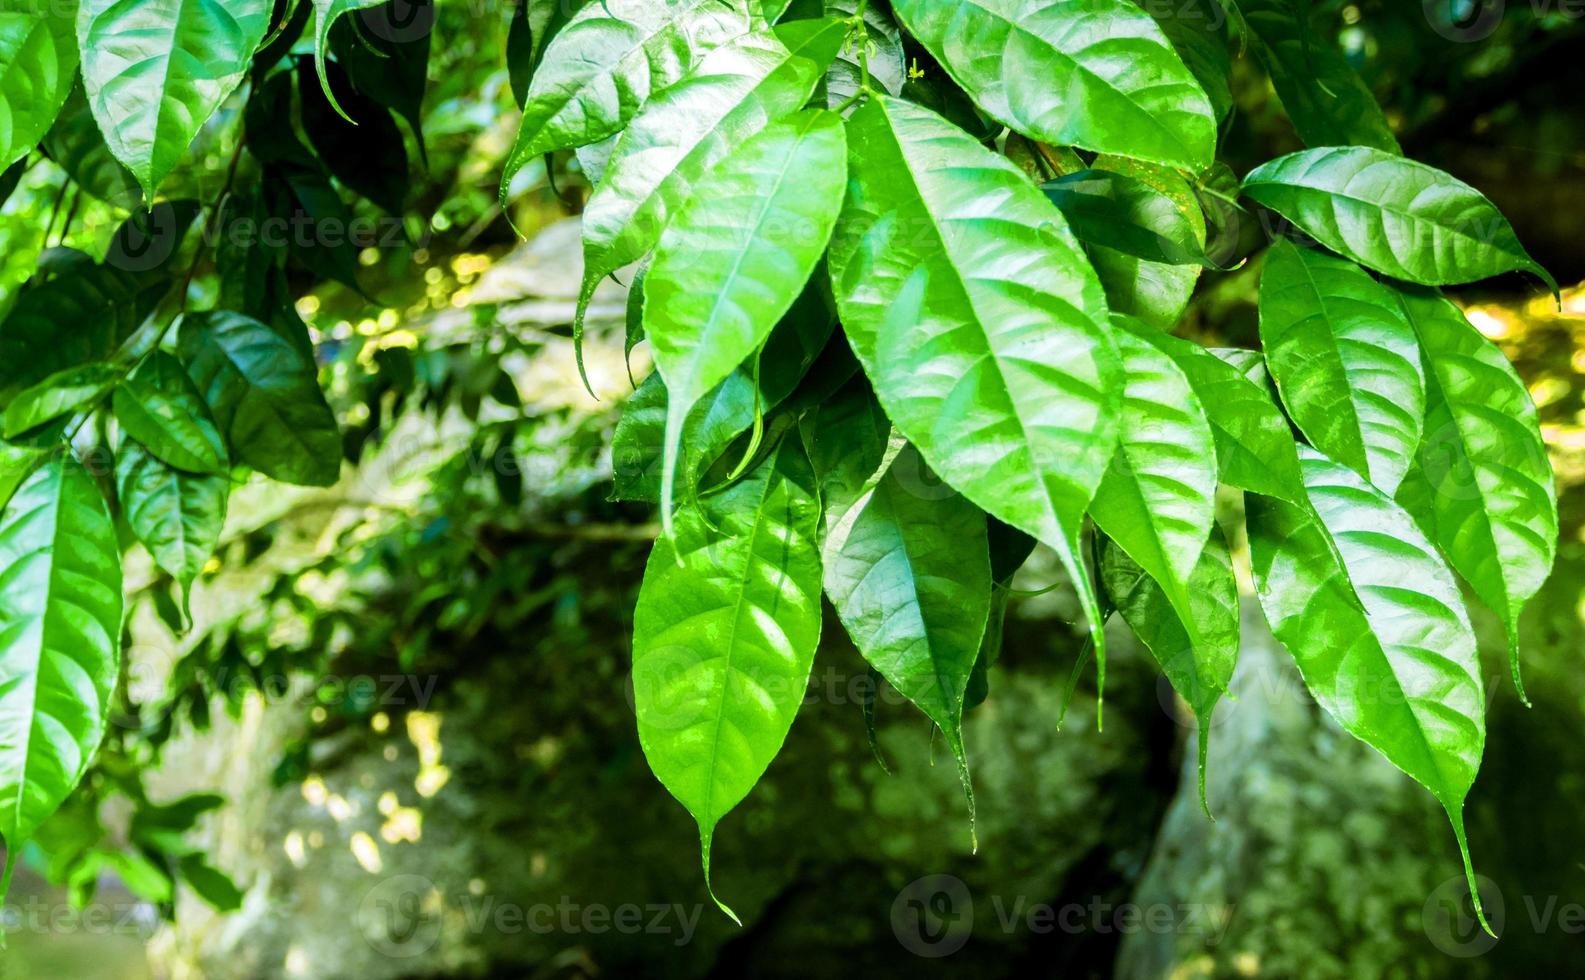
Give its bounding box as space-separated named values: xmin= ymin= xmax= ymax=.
xmin=2 ymin=0 xmax=1584 ymax=977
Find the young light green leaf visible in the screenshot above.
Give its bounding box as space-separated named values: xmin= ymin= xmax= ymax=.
xmin=0 ymin=2 xmax=79 ymax=172
xmin=112 ymin=351 xmax=229 ymax=476
xmin=179 ymin=311 xmax=340 ymax=488
xmin=1393 ymin=284 xmax=1558 ymax=702
xmin=827 ymin=95 xmax=1122 ymax=704
xmin=1234 ymin=0 xmax=1399 ymax=153
xmin=1247 ymin=446 xmax=1492 ymax=934
xmin=1242 ymin=147 xmax=1557 ymax=293
xmin=116 ymin=438 xmax=228 ymax=618
xmin=811 ymin=383 xmax=990 ymax=840
xmin=1088 ymin=317 xmax=1218 ymax=664
xmin=576 ymin=20 xmax=845 ymax=377
xmin=501 ymin=0 xmax=761 ymax=204
xmin=647 ymin=109 xmax=846 ymax=531
xmin=891 ymin=0 xmax=1216 ymax=170
xmin=632 ymin=437 xmax=822 ymax=922
xmin=1101 ymin=523 xmax=1238 ymax=812
xmin=77 ymin=0 xmax=272 ymax=199
xmin=0 ymin=454 xmax=122 ymax=855
xmin=1258 ymin=238 xmax=1424 ymax=495
xmin=3 ymin=363 xmax=117 ymax=439
xmin=1144 ymin=330 xmax=1304 ymax=503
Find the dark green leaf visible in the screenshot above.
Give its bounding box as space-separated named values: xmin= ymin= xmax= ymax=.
xmin=1257 ymin=238 xmax=1423 ymax=494
xmin=298 ymin=55 xmax=410 ymax=213
xmin=179 ymin=311 xmax=340 ymax=487
xmin=1242 ymin=147 xmax=1557 ymax=293
xmin=41 ymin=81 xmax=142 ymax=210
xmin=891 ymin=0 xmax=1216 ymax=170
xmin=331 ymin=0 xmax=431 ymax=163
xmin=117 ymin=438 xmax=228 ymax=615
xmin=1042 ymin=168 xmax=1212 ymax=267
xmin=177 ymin=855 xmax=244 ymax=911
xmin=0 ymin=263 xmax=158 ymax=403
xmin=112 ymin=351 xmax=229 ymax=475
xmin=3 ymin=363 xmax=117 ymax=438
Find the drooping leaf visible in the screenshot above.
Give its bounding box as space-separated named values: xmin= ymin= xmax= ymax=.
xmin=1101 ymin=522 xmax=1238 ymax=810
xmin=1087 ymin=317 xmax=1218 ymax=664
xmin=1143 ymin=329 xmax=1304 ymax=503
xmin=297 ymin=54 xmax=410 ymax=213
xmin=1242 ymin=147 xmax=1557 ymax=293
xmin=308 ymin=0 xmax=393 ymax=119
xmin=1247 ymin=446 xmax=1491 ymax=932
xmin=1257 ymin=238 xmax=1424 ymax=495
xmin=117 ymin=438 xmax=228 ymax=617
xmin=891 ymin=0 xmax=1216 ymax=170
xmin=0 ymin=454 xmax=122 ymax=853
xmin=178 ymin=311 xmax=340 ymax=487
xmin=77 ymin=0 xmax=272 ymax=198
xmin=0 ymin=0 xmax=79 ymax=172
xmin=1235 ymin=0 xmax=1399 ymax=153
xmin=613 ymin=278 xmax=836 ymax=503
xmin=646 ymin=108 xmax=846 ymax=528
xmin=501 ymin=0 xmax=762 ymax=203
xmin=1392 ymin=284 xmax=1558 ymax=701
xmin=2 ymin=363 xmax=117 ymax=439
xmin=811 ymin=383 xmax=990 ymax=840
xmin=577 ymin=20 xmax=845 ymax=368
xmin=827 ymin=95 xmax=1122 ymax=696
xmin=41 ymin=81 xmax=142 ymax=210
xmin=112 ymin=351 xmax=229 ymax=475
xmin=330 ymin=0 xmax=431 ymax=162
xmin=632 ymin=437 xmax=822 ymax=921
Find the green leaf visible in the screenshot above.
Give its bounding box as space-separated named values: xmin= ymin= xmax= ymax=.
xmin=112 ymin=351 xmax=229 ymax=476
xmin=1247 ymin=446 xmax=1492 ymax=933
xmin=1101 ymin=522 xmax=1238 ymax=811
xmin=177 ymin=854 xmax=243 ymax=911
xmin=327 ymin=0 xmax=431 ymax=162
xmin=1088 ymin=317 xmax=1218 ymax=661
xmin=827 ymin=95 xmax=1122 ymax=700
xmin=1242 ymin=147 xmax=1557 ymax=293
xmin=77 ymin=0 xmax=272 ymax=198
xmin=647 ymin=108 xmax=846 ymax=528
xmin=891 ymin=0 xmax=1216 ymax=170
xmin=117 ymin=438 xmax=228 ymax=618
xmin=1042 ymin=168 xmax=1212 ymax=267
xmin=0 ymin=439 xmax=43 ymax=513
xmin=812 ymin=385 xmax=990 ymax=840
xmin=0 ymin=1 xmax=79 ymax=172
xmin=632 ymin=437 xmax=822 ymax=921
xmin=307 ymin=0 xmax=388 ymax=119
xmin=577 ymin=20 xmax=845 ymax=368
xmin=0 ymin=263 xmax=159 ymax=403
xmin=41 ymin=81 xmax=142 ymax=210
xmin=1257 ymin=238 xmax=1424 ymax=495
xmin=1144 ymin=330 xmax=1304 ymax=503
xmin=297 ymin=55 xmax=410 ymax=214
xmin=1234 ymin=0 xmax=1399 ymax=153
xmin=501 ymin=0 xmax=762 ymax=201
xmin=1393 ymin=284 xmax=1558 ymax=702
xmin=3 ymin=363 xmax=117 ymax=439
xmin=1140 ymin=0 xmax=1231 ymax=124
xmin=178 ymin=311 xmax=340 ymax=488
xmin=0 ymin=454 xmax=122 ymax=852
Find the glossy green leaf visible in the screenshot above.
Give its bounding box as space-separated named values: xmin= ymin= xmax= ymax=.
xmin=0 ymin=454 xmax=122 ymax=852
xmin=1144 ymin=329 xmax=1304 ymax=503
xmin=1101 ymin=523 xmax=1237 ymax=810
xmin=1258 ymin=238 xmax=1424 ymax=495
xmin=1234 ymin=0 xmax=1398 ymax=153
xmin=632 ymin=437 xmax=822 ymax=921
xmin=1247 ymin=446 xmax=1491 ymax=932
xmin=577 ymin=21 xmax=845 ymax=363
xmin=77 ymin=0 xmax=272 ymax=199
xmin=117 ymin=438 xmax=228 ymax=617
xmin=501 ymin=0 xmax=761 ymax=202
xmin=3 ymin=363 xmax=116 ymax=439
xmin=112 ymin=351 xmax=229 ymax=476
xmin=178 ymin=311 xmax=340 ymax=488
xmin=810 ymin=382 xmax=990 ymax=834
xmin=1088 ymin=318 xmax=1218 ymax=659
xmin=1393 ymin=284 xmax=1558 ymax=701
xmin=1074 ymin=156 xmax=1207 ymax=329
xmin=827 ymin=95 xmax=1122 ymax=696
xmin=1242 ymin=147 xmax=1557 ymax=293
xmin=1141 ymin=0 xmax=1231 ymax=124
xmin=0 ymin=1 xmax=79 ymax=172
xmin=891 ymin=0 xmax=1216 ymax=170
xmin=1042 ymin=168 xmax=1211 ymax=267
xmin=647 ymin=108 xmax=846 ymax=528
xmin=0 ymin=440 xmax=43 ymax=514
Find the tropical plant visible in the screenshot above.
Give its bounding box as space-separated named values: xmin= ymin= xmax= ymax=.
xmin=0 ymin=0 xmax=1558 ymax=941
